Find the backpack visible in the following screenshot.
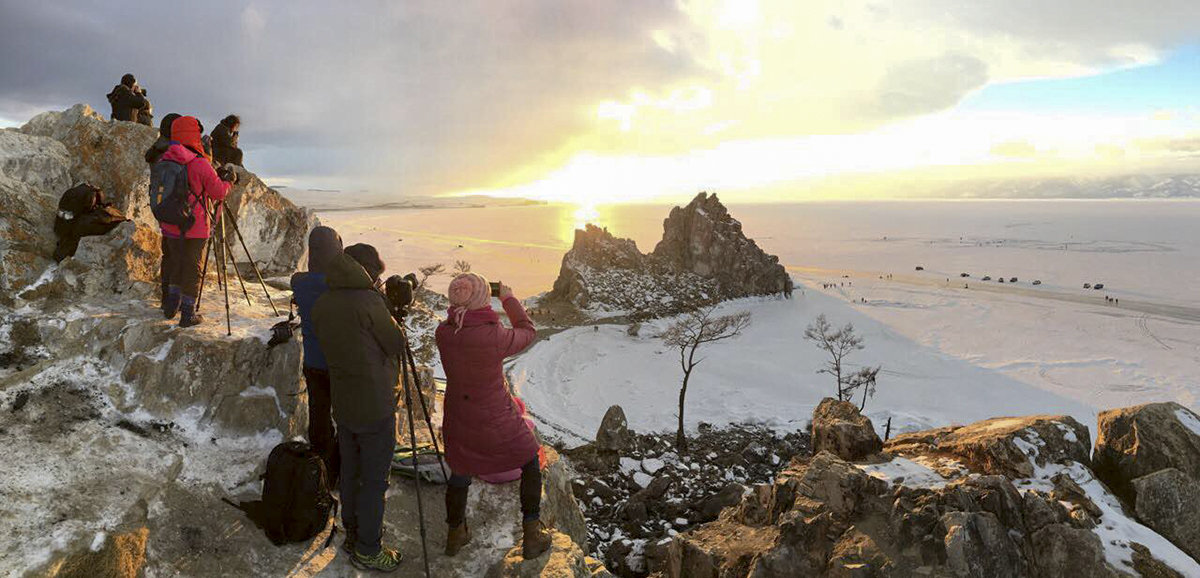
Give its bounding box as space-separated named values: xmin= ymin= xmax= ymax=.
xmin=148 ymin=159 xmax=194 ymax=230
xmin=260 ymin=441 xmax=335 ymax=545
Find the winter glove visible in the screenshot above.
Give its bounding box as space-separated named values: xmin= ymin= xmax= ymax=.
xmin=218 ymin=165 xmax=239 ymax=184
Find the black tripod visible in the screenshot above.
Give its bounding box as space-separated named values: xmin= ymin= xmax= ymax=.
xmin=391 ymin=307 xmax=448 ymax=578
xmin=195 ymin=200 xmax=280 ymax=335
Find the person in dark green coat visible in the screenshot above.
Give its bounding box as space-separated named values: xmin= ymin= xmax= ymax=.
xmin=311 ymin=250 xmax=404 ymax=572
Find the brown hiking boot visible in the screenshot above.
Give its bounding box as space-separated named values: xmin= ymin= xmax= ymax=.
xmin=445 ymin=523 xmax=472 ymax=556
xmin=521 ymin=520 xmax=552 ymax=559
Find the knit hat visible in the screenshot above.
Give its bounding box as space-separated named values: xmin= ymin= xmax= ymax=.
xmin=170 ymin=116 xmax=207 ymax=160
xmin=344 ymin=243 xmax=385 ymax=282
xmin=121 ymin=73 xmax=136 ymax=87
xmin=306 ymin=226 xmax=343 ymax=274
xmin=447 ymin=272 xmax=492 ymax=333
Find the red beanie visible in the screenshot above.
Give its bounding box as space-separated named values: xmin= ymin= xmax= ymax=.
xmin=171 ymin=116 xmax=207 ymax=160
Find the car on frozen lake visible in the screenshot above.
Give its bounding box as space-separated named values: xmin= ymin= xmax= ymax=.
xmin=1032 ymin=280 xmax=1042 ymax=285
xmin=1093 ymin=283 xmax=1105 ymax=290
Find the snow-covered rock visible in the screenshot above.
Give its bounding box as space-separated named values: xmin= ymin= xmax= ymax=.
xmin=1093 ymin=401 xmax=1200 ymax=504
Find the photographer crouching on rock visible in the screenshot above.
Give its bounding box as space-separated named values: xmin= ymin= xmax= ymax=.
xmin=436 ymin=273 xmax=552 ymax=559
xmin=311 ymin=245 xmax=405 ymax=572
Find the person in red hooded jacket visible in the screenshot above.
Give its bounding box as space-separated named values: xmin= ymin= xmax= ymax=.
xmin=156 ymin=115 xmax=236 ymax=327
xmin=435 ymin=273 xmax=552 ymax=559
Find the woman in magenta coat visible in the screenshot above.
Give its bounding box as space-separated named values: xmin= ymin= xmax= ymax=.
xmin=435 ymin=272 xmax=552 ymax=559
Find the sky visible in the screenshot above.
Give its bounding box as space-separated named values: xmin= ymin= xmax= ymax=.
xmin=1 ymin=0 xmax=1198 ymax=203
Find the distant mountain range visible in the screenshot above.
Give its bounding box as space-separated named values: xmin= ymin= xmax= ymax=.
xmin=938 ymin=173 xmax=1200 ymax=199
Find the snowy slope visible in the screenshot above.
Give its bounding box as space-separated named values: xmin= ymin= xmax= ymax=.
xmin=511 ymin=285 xmax=1096 ymax=446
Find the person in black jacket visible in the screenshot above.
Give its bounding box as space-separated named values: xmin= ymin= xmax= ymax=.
xmin=106 ymin=74 xmax=149 ymax=123
xmin=211 ymin=114 xmax=244 ymax=167
xmin=144 ymin=112 xmax=181 ymax=307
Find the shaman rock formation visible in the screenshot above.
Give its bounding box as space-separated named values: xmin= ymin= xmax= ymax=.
xmin=549 ymin=192 xmax=792 ymax=318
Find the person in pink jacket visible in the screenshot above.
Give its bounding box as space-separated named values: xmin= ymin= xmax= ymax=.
xmin=156 ymin=115 xmax=234 ymax=327
xmin=435 ymin=273 xmax=552 ymax=559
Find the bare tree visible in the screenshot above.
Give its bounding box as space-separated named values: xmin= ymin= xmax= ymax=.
xmin=417 ymin=263 xmax=446 ymax=289
xmin=661 ymin=307 xmax=752 ymax=450
xmin=453 ymin=260 xmax=472 ymax=274
xmin=804 ymin=314 xmax=881 ymax=410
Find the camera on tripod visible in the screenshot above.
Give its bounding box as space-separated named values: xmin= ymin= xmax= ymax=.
xmin=384 ymin=272 xmax=420 ymax=318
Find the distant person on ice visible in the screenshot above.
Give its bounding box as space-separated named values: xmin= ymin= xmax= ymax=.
xmin=105 ymin=73 xmax=150 ymax=124
xmin=211 ymin=114 xmax=244 ymax=167
xmin=290 ymin=226 xmax=345 ymax=487
xmin=436 ymin=273 xmax=552 ymax=559
xmin=311 ymin=246 xmax=405 ymax=572
xmin=155 ymin=115 xmax=235 ymax=327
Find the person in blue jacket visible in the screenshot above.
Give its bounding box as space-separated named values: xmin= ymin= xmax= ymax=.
xmin=291 ymin=226 xmax=344 ymax=482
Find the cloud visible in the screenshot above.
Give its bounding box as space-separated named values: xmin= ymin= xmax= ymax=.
xmin=991 ymin=140 xmax=1039 ymax=159
xmin=2 ymin=0 xmax=1197 ymax=197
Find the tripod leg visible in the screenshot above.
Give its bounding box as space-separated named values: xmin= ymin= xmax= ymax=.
xmin=222 ymin=206 xmax=280 ymax=316
xmin=401 ymin=326 xmax=450 ymax=482
xmin=220 ymin=218 xmax=253 ymax=307
xmin=400 ymin=348 xmax=433 ymax=578
xmin=218 ymin=207 xmax=232 ymax=336
xmin=196 ymin=232 xmax=213 ymax=307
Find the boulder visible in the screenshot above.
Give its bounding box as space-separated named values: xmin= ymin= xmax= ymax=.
xmin=19 ymin=221 xmax=160 ymax=304
xmin=0 ymin=174 xmax=58 ymax=302
xmin=652 ymin=192 xmax=792 ymax=299
xmin=489 ymin=531 xmax=614 ymax=578
xmin=885 ymin=415 xmax=1091 ymax=478
xmin=0 ymin=128 xmax=73 ymax=193
xmin=1131 ymin=542 xmax=1187 ymax=578
xmin=941 ymin=511 xmax=1026 ymax=578
xmin=595 ymin=404 xmax=634 ymax=453
xmin=811 ymin=397 xmax=882 ymax=461
xmin=221 ymin=166 xmax=318 ymax=276
xmin=21 ymin=104 xmax=159 ymax=227
xmin=1132 ymin=468 xmax=1200 ymax=562
xmin=1093 ymin=401 xmax=1200 ymax=504
xmin=1029 ymin=523 xmax=1121 ymax=578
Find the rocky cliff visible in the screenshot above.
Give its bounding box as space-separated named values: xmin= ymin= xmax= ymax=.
xmin=547 ymin=193 xmax=792 ymax=319
xmin=645 ymin=400 xmax=1200 ymax=578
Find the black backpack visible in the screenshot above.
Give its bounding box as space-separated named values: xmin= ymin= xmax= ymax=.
xmin=258 ymin=441 xmax=336 ymax=545
xmin=149 ymin=159 xmax=194 ymax=230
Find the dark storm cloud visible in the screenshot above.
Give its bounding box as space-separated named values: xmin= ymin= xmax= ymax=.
xmin=0 ymin=1 xmax=692 ymax=191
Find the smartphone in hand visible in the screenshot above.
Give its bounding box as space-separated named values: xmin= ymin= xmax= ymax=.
xmin=490 ymin=282 xmax=501 ymax=297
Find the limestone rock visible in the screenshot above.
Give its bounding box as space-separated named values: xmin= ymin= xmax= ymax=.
xmin=1131 ymin=542 xmax=1187 ymax=578
xmin=885 ymin=414 xmax=1091 ymax=477
xmin=1093 ymin=401 xmax=1200 ymax=504
xmin=0 ymin=175 xmax=57 ymax=302
xmin=1132 ymin=468 xmax=1200 ymax=562
xmin=118 ymin=320 xmax=307 ymax=436
xmin=541 ymin=447 xmax=590 ymax=550
xmin=811 ymin=397 xmax=883 ymax=461
xmin=222 ymin=166 xmax=319 ymax=276
xmin=941 ymin=511 xmax=1026 ymax=578
xmin=652 ymin=192 xmax=792 ymax=299
xmin=21 ymin=104 xmax=159 ymax=226
xmin=0 ymin=128 xmax=73 ymax=193
xmin=595 ymin=405 xmax=634 ymax=453
xmin=20 ymin=221 xmax=161 ymax=303
xmin=489 ymin=531 xmax=614 ymax=578
xmin=1029 ymin=523 xmax=1120 ymax=578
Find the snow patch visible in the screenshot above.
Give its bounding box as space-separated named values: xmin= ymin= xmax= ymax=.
xmin=1176 ymin=408 xmax=1200 ymax=438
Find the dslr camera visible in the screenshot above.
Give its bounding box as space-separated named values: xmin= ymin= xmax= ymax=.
xmin=384 ymin=273 xmax=420 ymax=318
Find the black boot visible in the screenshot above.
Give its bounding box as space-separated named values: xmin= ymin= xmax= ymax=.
xmin=162 ymin=285 xmax=181 ymax=319
xmin=178 ymin=295 xmax=204 ymax=328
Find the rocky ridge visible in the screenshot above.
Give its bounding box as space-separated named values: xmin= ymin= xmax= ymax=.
xmin=547 ymin=192 xmax=791 ymax=319
xmin=640 ymin=400 xmax=1200 ymax=578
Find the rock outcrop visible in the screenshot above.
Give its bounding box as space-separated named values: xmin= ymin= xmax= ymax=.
xmin=647 ymin=404 xmax=1200 ymax=578
xmin=1132 ymin=468 xmax=1200 ymax=563
xmin=595 ymin=405 xmax=634 ymax=453
xmin=547 ymin=193 xmax=791 ymax=319
xmin=0 ymin=130 xmax=70 ymax=301
xmin=1092 ymin=401 xmax=1200 ymax=503
xmin=810 ymin=397 xmax=882 ymax=461
xmin=651 ymin=192 xmax=791 ymax=299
